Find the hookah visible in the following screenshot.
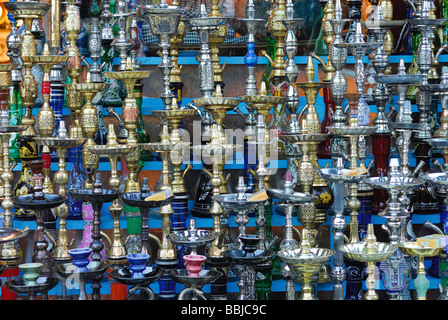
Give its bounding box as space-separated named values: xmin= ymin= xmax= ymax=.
xmin=108 ymin=252 xmax=165 ymax=300
xmin=166 ymin=219 xmax=221 ymax=300
xmin=11 ymin=159 xmax=67 ymax=299
xmin=6 ymin=10 xmax=22 ymax=164
xmin=67 ymin=173 xmax=120 ymax=300
xmin=104 ymin=58 xmax=150 ymax=193
xmin=0 ymin=63 xmax=29 ymax=264
xmin=223 ymin=234 xmax=274 ymax=300
xmin=277 ymin=228 xmax=335 ymax=300
xmin=340 ymin=224 xmax=398 ymax=300
xmin=87 ymin=124 xmax=138 ymax=265
xmin=266 ymin=172 xmax=317 ymax=299
xmin=3 ymin=262 xmax=59 ymax=300
xmin=34 ymin=121 xmax=86 ymax=262
xmin=362 ymin=5 xmax=405 ymax=215
xmin=317 ymin=156 xmax=368 ymax=300
xmin=55 ymin=248 xmax=109 ymax=300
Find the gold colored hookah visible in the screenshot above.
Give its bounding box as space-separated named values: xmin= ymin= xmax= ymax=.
xmin=198 ymin=124 xmax=235 ymax=259
xmin=0 ymin=63 xmax=29 ymax=264
xmin=312 ymin=0 xmax=335 ymax=82
xmin=151 ymin=98 xmax=195 ymax=195
xmin=66 ymin=72 xmax=108 ymax=188
xmin=87 ymin=124 xmax=137 ymax=264
xmin=208 ymin=0 xmax=227 ymax=87
xmin=260 ymin=0 xmax=289 ymax=151
xmin=104 ymin=58 xmax=150 ymax=192
xmin=28 ymin=43 xmax=68 ymax=195
xmin=34 ymin=121 xmax=85 ymax=261
xmin=4 ymin=1 xmax=51 ymax=139
xmin=140 ymin=123 xmax=178 ymax=265
xmin=64 ymin=0 xmax=84 ymax=140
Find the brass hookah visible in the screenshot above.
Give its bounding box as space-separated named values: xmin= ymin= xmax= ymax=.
xmin=140 ymin=123 xmax=179 ymax=266
xmin=87 ymin=124 xmax=137 ymax=264
xmin=193 ymin=123 xmax=235 ymax=259
xmin=312 ymin=0 xmax=335 ymax=83
xmin=34 ymin=121 xmax=85 ymax=261
xmin=66 ymin=72 xmax=109 ymax=188
xmin=104 ymin=58 xmax=150 ymax=192
xmin=260 ymin=0 xmax=289 ymax=150
xmin=4 ymin=1 xmax=51 ymax=141
xmin=151 ymin=98 xmax=195 ymax=195
xmin=0 ymin=63 xmax=29 ymax=264
xmin=292 ymin=57 xmax=332 ymax=247
xmin=192 ymin=84 xmax=240 ymax=194
xmin=63 ymin=0 xmax=84 ymax=140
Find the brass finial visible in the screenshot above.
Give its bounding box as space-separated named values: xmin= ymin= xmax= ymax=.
xmin=42 ymin=43 xmax=50 ymax=56
xmin=125 ymin=57 xmax=134 ymax=71
xmin=259 ymin=81 xmax=268 ymax=96
xmin=306 ymin=56 xmax=315 ymax=82
xmin=86 ymin=72 xmax=92 ymax=83
xmin=171 ymin=97 xmax=179 ymax=110
xmin=365 ymin=224 xmax=377 ymax=254
xmin=106 ymin=123 xmax=118 ymax=147
xmin=215 ymin=84 xmax=223 ymax=97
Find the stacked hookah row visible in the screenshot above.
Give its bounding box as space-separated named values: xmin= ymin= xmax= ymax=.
xmin=1 ymin=0 xmax=448 ymax=301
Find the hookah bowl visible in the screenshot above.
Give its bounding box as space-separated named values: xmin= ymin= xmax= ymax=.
xmin=183 ymin=254 xmax=207 ymax=277
xmin=20 ymin=263 xmax=42 ymax=286
xmin=104 ymin=65 xmax=151 ymax=192
xmin=127 ymin=253 xmax=150 ymax=279
xmin=317 ymin=164 xmax=367 ymax=300
xmin=68 ymin=248 xmax=92 ymax=273
xmin=222 ymin=234 xmax=275 ymax=300
xmin=339 ymin=224 xmax=398 ymax=300
xmin=108 ymin=254 xmax=165 ymax=300
xmin=3 ymin=262 xmax=59 ymax=300
xmin=277 ymin=229 xmax=335 ymax=300
xmin=34 ymin=136 xmax=86 ymax=261
xmin=399 ymin=241 xmax=443 ymax=300
xmin=120 ymin=187 xmax=175 ymax=266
